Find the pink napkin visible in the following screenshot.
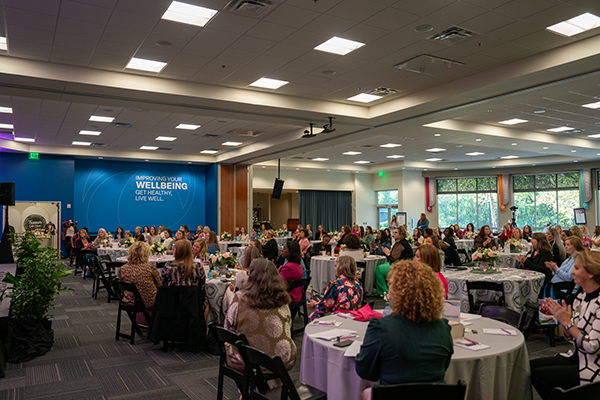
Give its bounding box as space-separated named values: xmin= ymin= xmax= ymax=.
xmin=338 ymin=304 xmax=383 ymax=321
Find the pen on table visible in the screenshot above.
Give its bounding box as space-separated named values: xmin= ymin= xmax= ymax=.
xmin=464 ymin=337 xmax=478 ymax=345
xmin=501 ymin=328 xmax=512 ymax=335
xmin=336 ymin=335 xmax=356 ymax=341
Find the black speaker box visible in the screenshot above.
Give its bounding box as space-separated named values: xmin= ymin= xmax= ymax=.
xmin=271 ymin=178 xmax=284 ymax=200
xmin=0 ymin=182 xmax=15 ymax=206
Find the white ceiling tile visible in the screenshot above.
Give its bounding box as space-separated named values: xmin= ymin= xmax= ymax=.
xmin=219 ymin=73 xmax=260 ymax=87
xmin=170 ymin=53 xmax=212 ymax=68
xmin=101 ymin=26 xmax=148 ymax=46
xmin=70 ymin=0 xmax=118 ymax=8
xmin=143 ymin=33 xmax=190 ymax=54
xmin=494 ymin=0 xmax=560 ymax=19
xmin=192 ymin=28 xmax=241 ymax=47
xmin=159 ymin=63 xmax=200 ymax=78
xmin=462 ymin=0 xmax=513 ymax=10
xmin=7 ymin=24 xmax=54 ymax=45
xmin=340 ymin=23 xmax=390 ymax=44
xmin=60 ymin=0 xmax=113 ymax=25
xmin=190 ymin=68 xmax=233 ymax=83
xmin=203 ymin=58 xmax=244 ymax=72
xmin=234 ymin=65 xmax=276 ymax=78
xmin=249 ymin=54 xmax=293 ymax=69
xmin=150 ymin=19 xmax=201 ymax=41
xmin=56 ymin=17 xmax=105 ymax=40
xmin=5 ymin=8 xmax=57 ymax=30
xmin=264 ymin=4 xmax=321 ymax=29
xmin=230 ymin=36 xmax=277 ymax=54
xmin=285 ymin=0 xmax=344 ymax=12
xmin=108 ymin=10 xmax=160 ymax=32
xmin=303 ymin=15 xmax=357 ymax=37
xmin=216 ymin=48 xmax=259 ymax=64
xmin=479 ymin=20 xmax=538 ymax=42
xmin=54 ymin=32 xmax=99 ymax=51
xmin=181 ymin=42 xmax=226 ymax=58
xmin=462 ymin=11 xmax=516 ymax=34
xmin=115 ymin=0 xmax=170 ymax=17
xmin=88 ymin=53 xmax=131 ymax=70
xmin=428 ymin=1 xmax=488 ymax=25
xmin=50 ymin=45 xmax=94 ymax=62
xmin=278 ymin=59 xmax=321 ymax=74
xmin=363 ymin=7 xmax=420 ymax=32
xmin=326 ymin=0 xmax=387 ymax=22
xmin=246 ymin=21 xmax=297 ymax=41
xmin=50 ymin=57 xmax=89 ymax=67
xmin=207 ymin=12 xmax=259 ymax=34
xmin=94 ymin=40 xmax=138 ymax=57
xmin=523 ymin=3 xmax=583 ymax=28
xmin=265 ymin=42 xmax=311 ymax=60
xmin=5 ymin=0 xmax=60 ymax=16
xmin=283 ymin=30 xmax=331 ymax=49
xmin=7 ymin=39 xmax=52 ymax=58
xmin=513 ymin=30 xmax=569 ymax=50
xmin=392 ymin=0 xmax=453 ymax=16
xmin=134 ymin=45 xmax=177 ymax=62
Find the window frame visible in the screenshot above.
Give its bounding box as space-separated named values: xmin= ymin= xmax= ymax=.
xmin=436 ymin=177 xmax=499 ymax=229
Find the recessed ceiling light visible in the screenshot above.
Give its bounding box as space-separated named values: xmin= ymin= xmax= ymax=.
xmin=176 ymin=123 xmax=200 ymax=130
xmin=250 ymin=77 xmax=288 ymax=89
xmin=571 ymin=150 xmax=577 ymax=152
xmin=414 ymin=24 xmax=434 ymax=32
xmin=434 ymin=133 xmax=441 ymax=137
xmin=533 ymin=110 xmax=546 ymax=114
xmin=161 ymin=1 xmax=218 ymax=27
xmin=262 ymin=166 xmax=266 ymax=168
xmin=588 ymin=134 xmax=600 ymax=138
xmin=500 ymin=155 xmax=519 ymax=159
xmin=0 ymin=123 xmax=14 ymax=129
xmin=200 ymin=149 xmax=219 ymax=154
xmin=426 ymin=148 xmax=445 ymax=152
xmin=0 ymin=106 xmax=12 ymax=113
xmin=454 ymin=168 xmax=458 ymax=170
xmin=126 ymin=57 xmax=167 ymax=73
xmin=222 ymin=141 xmax=242 ymax=146
xmin=89 ymin=115 xmax=114 ymax=123
xmin=72 ymin=141 xmax=91 ymax=146
xmin=543 ymin=146 xmax=549 ymax=149
xmin=386 ymin=155 xmax=405 ymax=159
xmin=511 ymin=143 xmax=517 ymax=145
xmin=140 ymin=146 xmax=158 ymax=150
xmin=354 ymin=160 xmax=371 ymax=164
xmin=425 ymin=158 xmax=443 ymax=162
xmin=492 ymin=166 xmax=496 ymax=168
xmin=296 ymin=168 xmax=300 ymax=170
xmin=14 ymin=137 xmax=34 ymax=142
xmin=465 ymin=152 xmax=485 ymax=156
xmin=582 ymin=101 xmax=600 ymax=109
xmin=574 ymin=160 xmax=579 ymax=162
xmin=475 ymin=139 xmax=482 ymax=142
xmin=145 ymin=159 xmax=149 ymax=162
xmin=99 ymin=157 xmax=103 ymax=159
xmin=547 ymin=126 xmax=574 ymax=132
xmin=156 ymin=136 xmax=177 ymax=141
xmin=499 ymin=118 xmax=528 ymax=125
xmin=312 ymin=158 xmax=329 ymax=161
xmin=423 ymin=169 xmax=428 ymax=171
xmin=532 ymin=164 xmax=536 ymax=166
xmin=380 ymin=143 xmax=401 ymax=148
xmin=314 ymin=36 xmax=365 ymax=55
xmin=79 ymin=130 xmax=101 ymax=135
xmin=343 ymin=151 xmax=361 ymax=155
xmin=546 ymin=12 xmax=600 ymax=37
xmin=187 ymin=161 xmax=192 ymax=164
xmin=347 ymin=93 xmax=382 ymax=103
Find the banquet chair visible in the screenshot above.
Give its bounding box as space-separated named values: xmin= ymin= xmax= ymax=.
xmin=479 ymin=306 xmax=522 ymax=328
xmin=371 ymin=380 xmax=466 ymax=400
xmin=355 ymin=261 xmax=367 ymax=286
xmin=457 ymin=249 xmax=471 ymax=265
xmin=237 ymin=342 xmax=327 ymax=400
xmin=114 ymin=281 xmax=152 ymax=345
xmin=547 ymin=380 xmax=600 ymax=400
xmin=84 ymin=253 xmax=114 ymax=301
xmin=209 ymin=324 xmax=249 ymax=400
xmin=288 ymin=278 xmax=310 ymax=337
xmin=541 ymin=281 xmax=577 ymax=347
xmin=466 ymin=281 xmax=505 ymax=314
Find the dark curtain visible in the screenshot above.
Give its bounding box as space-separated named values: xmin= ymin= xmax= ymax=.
xmin=299 ymin=190 xmax=352 ymax=234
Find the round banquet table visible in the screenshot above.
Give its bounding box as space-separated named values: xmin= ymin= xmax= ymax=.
xmin=115 ymin=255 xmax=175 ymax=264
xmin=97 ymin=247 xmax=129 ymax=261
xmin=456 ymin=239 xmax=475 ymax=251
xmin=300 ymin=314 xmax=532 ymax=400
xmin=310 ymin=255 xmax=383 ymax=295
xmin=443 ymin=267 xmax=545 ymax=313
xmin=274 ymin=237 xmax=289 ymax=245
xmin=496 ymin=251 xmax=526 ymax=269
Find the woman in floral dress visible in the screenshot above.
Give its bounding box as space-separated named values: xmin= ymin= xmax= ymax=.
xmin=308 ymin=255 xmax=364 ymax=320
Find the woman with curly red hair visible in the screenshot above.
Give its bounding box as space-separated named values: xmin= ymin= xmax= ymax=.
xmin=355 ymin=260 xmax=453 ymax=399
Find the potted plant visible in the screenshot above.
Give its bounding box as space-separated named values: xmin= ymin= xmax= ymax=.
xmin=1 ymin=232 xmax=73 ymax=363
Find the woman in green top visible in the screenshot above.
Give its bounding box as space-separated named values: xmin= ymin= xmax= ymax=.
xmin=361 ymin=225 xmax=375 ymax=246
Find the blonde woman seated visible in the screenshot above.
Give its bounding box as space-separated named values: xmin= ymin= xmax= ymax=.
xmin=118 ymin=241 xmax=161 ymax=325
xmin=340 ymin=233 xmax=365 ymax=262
xmin=192 ymin=239 xmax=208 ymax=261
xmin=308 ymin=255 xmax=364 ymax=321
xmin=355 ymin=260 xmax=453 ymax=400
xmin=93 ymin=228 xmax=109 ymax=248
xmin=224 ymin=258 xmax=296 ymax=372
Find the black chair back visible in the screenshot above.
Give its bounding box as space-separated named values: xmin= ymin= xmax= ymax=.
xmin=114 ymin=281 xmax=151 ymax=344
xmin=545 ymin=281 xmax=576 ymax=305
xmin=372 ymin=380 xmax=467 ymax=400
xmin=208 ymin=324 xmax=248 ymax=400
xmin=466 ymin=281 xmax=505 ymax=313
xmin=548 ymin=380 xmax=600 ymax=400
xmin=479 ymin=306 xmax=522 ymax=328
xmin=288 ymin=277 xmax=310 ymax=337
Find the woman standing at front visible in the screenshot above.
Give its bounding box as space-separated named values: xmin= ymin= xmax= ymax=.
xmin=417 ymin=213 xmax=429 ymax=235
xmin=355 ymin=260 xmax=453 ymax=400
xmin=531 ymin=251 xmax=600 ymax=399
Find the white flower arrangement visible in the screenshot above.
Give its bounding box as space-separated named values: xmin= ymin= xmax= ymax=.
xmin=275 ymin=228 xmax=286 ymax=237
xmin=122 ymin=237 xmax=136 ymax=247
xmin=220 ymin=231 xmax=232 ymax=241
xmin=209 ymin=251 xmax=236 ymax=268
xmin=471 ymin=247 xmax=500 ymax=266
xmin=150 ymin=242 xmax=166 ymax=255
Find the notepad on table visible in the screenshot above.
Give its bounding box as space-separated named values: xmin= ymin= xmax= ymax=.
xmin=454 ymin=338 xmax=490 ymax=351
xmin=344 ymin=340 xmax=363 ymax=357
xmin=483 ymin=328 xmax=518 ymax=336
xmin=309 ymin=328 xmax=357 ymax=341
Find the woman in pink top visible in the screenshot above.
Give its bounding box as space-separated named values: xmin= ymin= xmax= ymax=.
xmin=298 ymin=229 xmax=310 ymax=258
xmin=279 ymin=241 xmax=303 ymax=302
xmin=414 ymin=244 xmax=448 ymax=299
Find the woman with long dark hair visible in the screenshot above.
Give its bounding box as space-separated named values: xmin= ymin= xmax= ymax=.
xmin=279 ymin=241 xmax=303 ymax=302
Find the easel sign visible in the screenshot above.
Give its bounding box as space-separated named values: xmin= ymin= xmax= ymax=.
xmin=396 ymin=212 xmax=407 ymax=227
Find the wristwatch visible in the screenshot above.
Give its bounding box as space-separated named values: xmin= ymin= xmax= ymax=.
xmin=565 ymin=322 xmax=573 ymax=330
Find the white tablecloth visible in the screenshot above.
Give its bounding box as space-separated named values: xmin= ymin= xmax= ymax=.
xmin=456 ymin=239 xmax=475 ymax=251
xmin=218 ymin=241 xmax=249 ymax=253
xmin=115 ymin=255 xmax=174 ymax=264
xmin=275 ymin=237 xmax=289 ymax=245
xmin=300 ymin=314 xmax=532 ymax=400
xmin=362 ymin=256 xmax=387 ymax=296
xmin=444 ymin=267 xmax=545 ymax=312
xmin=97 ymin=247 xmax=129 ymax=261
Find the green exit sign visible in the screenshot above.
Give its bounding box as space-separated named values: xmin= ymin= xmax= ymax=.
xmin=28 ymin=152 xmax=39 ymax=160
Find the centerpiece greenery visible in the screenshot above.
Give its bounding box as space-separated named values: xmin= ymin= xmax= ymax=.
xmin=150 ymin=241 xmax=166 ymax=255
xmin=122 ymin=236 xmax=136 ymax=247
xmin=506 ymin=238 xmax=522 ymax=253
xmin=471 ymin=247 xmax=501 ymax=272
xmin=209 ymin=251 xmax=236 ymax=270
xmin=275 ymin=228 xmax=285 ymax=237
xmin=1 ymin=232 xmax=73 ymax=362
xmin=220 ymin=231 xmax=232 ymax=241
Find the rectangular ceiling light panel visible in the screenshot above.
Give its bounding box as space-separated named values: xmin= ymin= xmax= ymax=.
xmin=547 ymin=12 xmax=600 ymax=37
xmin=126 ymin=57 xmax=167 ymax=72
xmin=162 ymin=1 xmax=218 ymax=27
xmin=315 ymin=37 xmax=365 ymax=55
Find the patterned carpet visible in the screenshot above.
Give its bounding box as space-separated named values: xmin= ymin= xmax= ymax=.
xmin=0 ymin=269 xmax=569 ymax=399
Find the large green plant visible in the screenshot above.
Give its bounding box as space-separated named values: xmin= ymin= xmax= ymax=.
xmin=1 ymin=232 xmax=73 ymax=319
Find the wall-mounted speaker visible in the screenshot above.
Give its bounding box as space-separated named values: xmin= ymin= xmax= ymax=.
xmin=271 ymin=178 xmax=284 ymax=200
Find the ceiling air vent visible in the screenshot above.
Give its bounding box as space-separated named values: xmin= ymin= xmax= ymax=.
xmin=225 ymin=0 xmax=280 ymax=18
xmin=427 ymin=26 xmax=481 ymax=45
xmin=367 ymin=87 xmax=400 ymax=96
xmin=359 ymin=145 xmax=375 ymax=149
xmin=228 ymin=129 xmax=264 ymax=137
xmin=90 ymin=143 xmax=105 ymax=147
xmin=111 ymin=122 xmax=132 ymax=128
xmin=204 ymin=134 xmax=222 ymax=138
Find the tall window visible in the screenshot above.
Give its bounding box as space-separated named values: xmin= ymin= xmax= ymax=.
xmin=377 ymin=190 xmax=398 ymax=229
xmin=437 ymin=177 xmax=498 ymax=229
xmin=513 ymin=172 xmax=579 ymax=230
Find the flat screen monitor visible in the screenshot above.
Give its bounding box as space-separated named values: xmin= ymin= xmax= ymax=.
xmin=574 ymin=208 xmax=587 ymax=225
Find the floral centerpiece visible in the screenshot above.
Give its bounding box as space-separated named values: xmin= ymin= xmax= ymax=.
xmin=220 ymin=231 xmax=232 ymax=241
xmin=150 ymin=241 xmax=166 ymax=255
xmin=259 ymin=234 xmax=267 ymax=243
xmin=209 ymin=251 xmax=236 ymax=271
xmin=506 ymin=238 xmax=522 ymax=253
xmin=328 ymin=231 xmax=339 ymax=240
xmin=122 ymin=237 xmax=136 ymax=248
xmin=407 ymin=236 xmax=415 ymax=245
xmin=275 ymin=228 xmax=285 ymax=237
xmin=471 ymin=247 xmax=501 ymax=271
